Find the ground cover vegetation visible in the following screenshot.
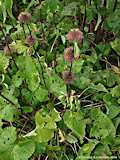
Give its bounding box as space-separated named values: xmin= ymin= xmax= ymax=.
xmin=0 ymin=0 xmax=120 ymax=159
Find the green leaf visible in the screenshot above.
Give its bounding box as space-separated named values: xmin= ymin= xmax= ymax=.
xmin=15 ymin=41 xmax=28 ymax=54
xmin=105 ymin=9 xmax=120 ymax=31
xmin=63 ymin=111 xmax=86 ymax=143
xmin=86 ymin=6 xmax=96 ymax=24
xmin=90 ymin=108 xmax=116 ymax=139
xmin=66 ymin=134 xmax=78 ymax=144
xmin=2 ymin=89 xmax=20 ymax=107
xmin=91 ymin=83 xmax=108 ymax=92
xmin=0 ymin=54 xmax=9 ymax=73
xmin=62 ymin=2 xmax=79 ymax=16
xmin=16 ymin=56 xmax=40 ymax=91
xmin=93 ymin=144 xmax=112 ymax=158
xmin=48 ymin=71 xmax=66 ymax=96
xmin=35 ymin=143 xmax=46 ymax=154
xmin=1 ymin=105 xmax=18 ymax=121
xmin=35 ymin=109 xmax=61 ymax=143
xmin=22 ymin=106 xmax=33 ymax=113
xmin=75 ymin=76 xmax=91 ymax=89
xmin=5 ymin=0 xmax=14 ymax=19
xmin=72 ymin=60 xmax=84 ymax=73
xmin=12 ymin=71 xmax=24 ymax=88
xmin=0 ymin=127 xmax=16 ymax=153
xmin=50 ymin=108 xmax=61 ymax=122
xmin=0 ymin=148 xmax=13 ymax=160
xmin=103 ymin=93 xmax=120 ymax=119
xmin=47 ymin=0 xmax=59 ymax=12
xmin=36 ymin=128 xmax=54 ymax=143
xmin=0 ymin=92 xmax=19 ymax=122
xmin=35 ymin=111 xmax=47 ymax=127
xmin=12 ymin=139 xmax=35 ymax=160
xmin=111 ymin=85 xmax=120 ymax=97
xmin=111 ymin=38 xmax=120 ymax=56
xmin=76 ymin=140 xmax=98 ymax=160
xmin=34 ymin=86 xmax=49 ymax=102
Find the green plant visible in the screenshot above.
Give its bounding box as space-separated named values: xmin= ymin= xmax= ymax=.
xmin=0 ymin=0 xmax=120 ymax=159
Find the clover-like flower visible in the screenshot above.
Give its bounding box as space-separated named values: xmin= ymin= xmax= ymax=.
xmin=26 ymin=35 xmax=36 ymax=46
xmin=18 ymin=12 xmax=31 ymax=23
xmin=63 ymin=70 xmax=75 ymax=84
xmin=66 ymin=28 xmax=83 ymax=43
xmin=64 ymin=47 xmax=74 ymax=63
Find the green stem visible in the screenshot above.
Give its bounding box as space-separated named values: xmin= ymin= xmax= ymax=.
xmin=70 ymin=63 xmax=72 ymax=73
xmin=7 ymin=45 xmax=18 ymax=70
xmin=36 ymin=51 xmax=47 ymax=89
xmin=22 ymin=24 xmax=26 ymax=38
xmin=27 ymin=24 xmax=32 ymax=35
xmin=26 ymin=24 xmax=47 ymax=88
xmin=113 ymin=0 xmax=117 ymax=12
xmin=1 ymin=28 xmax=18 ymax=70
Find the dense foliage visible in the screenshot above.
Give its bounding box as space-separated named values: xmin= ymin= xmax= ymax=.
xmin=0 ymin=0 xmax=120 ymax=159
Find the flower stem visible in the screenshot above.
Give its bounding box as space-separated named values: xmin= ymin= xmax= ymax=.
xmin=70 ymin=63 xmax=72 ymax=73
xmin=21 ymin=24 xmax=26 ymax=38
xmin=1 ymin=28 xmax=18 ymax=70
xmin=113 ymin=0 xmax=117 ymax=12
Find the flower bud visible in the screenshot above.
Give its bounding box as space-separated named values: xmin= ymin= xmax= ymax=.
xmin=64 ymin=47 xmax=74 ymax=63
xmin=67 ymin=28 xmax=84 ymax=43
xmin=26 ymin=35 xmax=36 ymax=46
xmin=18 ymin=12 xmax=31 ymax=23
xmin=63 ymin=70 xmax=75 ymax=84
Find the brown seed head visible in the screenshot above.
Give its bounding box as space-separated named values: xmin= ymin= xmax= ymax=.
xmin=64 ymin=47 xmax=74 ymax=63
xmin=26 ymin=35 xmax=36 ymax=46
xmin=63 ymin=70 xmax=75 ymax=84
xmin=4 ymin=45 xmax=14 ymax=56
xmin=18 ymin=12 xmax=31 ymax=23
xmin=67 ymin=28 xmax=84 ymax=43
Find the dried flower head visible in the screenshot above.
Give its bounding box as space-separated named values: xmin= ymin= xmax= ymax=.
xmin=4 ymin=45 xmax=14 ymax=55
xmin=64 ymin=47 xmax=74 ymax=63
xmin=18 ymin=12 xmax=31 ymax=23
xmin=67 ymin=28 xmax=83 ymax=43
xmin=26 ymin=35 xmax=36 ymax=46
xmin=63 ymin=71 xmax=75 ymax=84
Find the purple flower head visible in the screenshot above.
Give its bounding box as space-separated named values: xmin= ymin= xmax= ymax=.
xmin=67 ymin=28 xmax=84 ymax=43
xmin=64 ymin=47 xmax=74 ymax=63
xmin=18 ymin=12 xmax=31 ymax=23
xmin=26 ymin=35 xmax=36 ymax=46
xmin=63 ymin=70 xmax=75 ymax=84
